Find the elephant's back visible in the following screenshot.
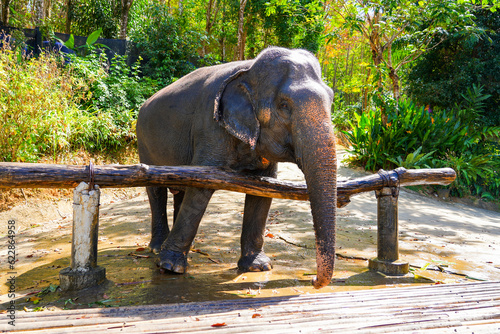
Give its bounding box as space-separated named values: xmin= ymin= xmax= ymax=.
xmin=136 ymin=61 xmax=251 ymax=166
xmin=138 ymin=60 xmax=248 ymax=125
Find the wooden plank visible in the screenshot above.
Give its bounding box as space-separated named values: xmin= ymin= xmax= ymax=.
xmin=0 ymin=163 xmax=456 ymax=207
xmin=11 ymin=282 xmax=500 ymax=322
xmin=11 ymin=282 xmax=499 ymax=323
xmin=3 ymin=281 xmax=499 ymax=333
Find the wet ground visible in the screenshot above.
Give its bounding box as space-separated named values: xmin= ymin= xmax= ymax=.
xmin=1 ymin=149 xmax=499 ymax=311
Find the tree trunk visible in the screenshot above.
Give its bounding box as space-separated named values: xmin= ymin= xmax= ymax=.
xmin=367 ymin=11 xmax=383 ymax=92
xmin=203 ymin=0 xmax=219 ymax=56
xmin=34 ymin=0 xmax=45 ymax=26
xmin=388 ymin=67 xmax=400 ymax=102
xmin=386 ymin=45 xmax=401 ymax=102
xmin=236 ymin=0 xmax=247 ymax=60
xmin=119 ymin=0 xmax=134 ymax=39
xmin=332 ymin=59 xmax=338 ymax=95
xmin=362 ymin=67 xmax=371 ymax=113
xmin=65 ymin=0 xmax=71 ymax=33
xmin=44 ymin=0 xmax=52 ymax=21
xmin=1 ymin=0 xmax=11 ymax=25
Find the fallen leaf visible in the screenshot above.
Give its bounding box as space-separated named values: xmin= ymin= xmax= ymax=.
xmin=211 ymin=323 xmax=227 ymax=327
xmin=28 ymin=296 xmax=41 ymax=304
xmin=252 ymin=313 xmax=262 ymax=318
xmin=136 ymin=247 xmax=146 ymax=252
xmin=265 ymin=233 xmax=275 ymax=238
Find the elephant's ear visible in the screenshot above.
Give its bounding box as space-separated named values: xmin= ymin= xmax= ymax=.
xmin=214 ymin=69 xmax=259 ymax=150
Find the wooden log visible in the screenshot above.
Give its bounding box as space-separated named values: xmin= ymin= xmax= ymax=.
xmin=0 ymin=163 xmax=455 ymax=207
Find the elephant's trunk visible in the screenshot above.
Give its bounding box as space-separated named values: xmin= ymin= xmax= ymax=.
xmin=293 ymin=95 xmax=337 ymax=289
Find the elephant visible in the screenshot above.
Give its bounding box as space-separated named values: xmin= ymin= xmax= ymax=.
xmin=136 ymin=47 xmax=337 ymax=289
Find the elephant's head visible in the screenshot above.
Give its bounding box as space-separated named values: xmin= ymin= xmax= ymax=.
xmin=214 ymin=47 xmax=337 ymax=289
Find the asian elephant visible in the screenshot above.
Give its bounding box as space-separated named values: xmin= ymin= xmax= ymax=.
xmin=136 ymin=47 xmax=337 ymax=289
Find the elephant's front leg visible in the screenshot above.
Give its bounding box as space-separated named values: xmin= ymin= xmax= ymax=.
xmin=238 ymin=194 xmax=273 ymax=272
xmin=157 ymin=188 xmax=214 ymax=274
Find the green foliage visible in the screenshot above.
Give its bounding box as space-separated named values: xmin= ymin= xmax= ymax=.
xmin=432 ymin=151 xmax=499 ymax=198
xmin=261 ymin=0 xmax=325 ymax=53
xmin=406 ymin=7 xmax=500 ymax=126
xmin=54 ymin=28 xmax=108 ymax=57
xmin=129 ymin=4 xmax=204 ymax=87
xmin=331 ymin=94 xmax=362 ymax=131
xmin=344 ymin=91 xmax=500 ymax=199
xmin=0 ymin=33 xmax=154 ymax=162
xmin=336 ymin=0 xmax=476 ymax=103
xmin=68 ymin=51 xmax=158 ymax=113
xmin=62 ymin=45 xmax=158 ymax=152
xmin=67 ymin=108 xmax=137 ymax=152
xmin=0 ymin=47 xmax=83 ymax=161
xmin=343 ymin=97 xmax=464 ymax=171
xmin=70 ymin=0 xmax=121 ymax=39
xmin=388 ymin=146 xmax=435 ymax=170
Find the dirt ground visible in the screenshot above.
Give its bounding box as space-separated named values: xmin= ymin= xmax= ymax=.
xmin=1 ymin=149 xmax=499 ymax=311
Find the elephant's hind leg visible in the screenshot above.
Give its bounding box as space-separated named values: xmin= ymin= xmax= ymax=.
xmin=173 ymin=190 xmax=185 ymax=224
xmin=238 ymin=194 xmax=273 ymax=272
xmin=147 ymin=186 xmax=169 ymax=254
xmin=157 ymin=188 xmax=214 ymax=274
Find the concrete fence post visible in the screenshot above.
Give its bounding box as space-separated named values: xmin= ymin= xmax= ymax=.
xmin=59 ymin=182 xmax=106 ymax=290
xmin=368 ymin=187 xmax=409 ymax=275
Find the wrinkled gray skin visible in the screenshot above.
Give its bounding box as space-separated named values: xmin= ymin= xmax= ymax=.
xmin=137 ymin=47 xmax=337 ymax=289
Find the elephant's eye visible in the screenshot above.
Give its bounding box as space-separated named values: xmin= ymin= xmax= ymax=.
xmin=279 ymin=101 xmax=290 ymax=111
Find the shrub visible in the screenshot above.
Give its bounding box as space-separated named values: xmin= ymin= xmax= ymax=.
xmin=129 ymin=4 xmax=204 ymax=86
xmin=67 ymin=109 xmax=137 ymax=152
xmin=68 ymin=51 xmax=158 ymax=113
xmin=0 ymin=46 xmax=84 ymax=161
xmin=0 ymin=39 xmax=148 ymax=162
xmin=344 ymin=92 xmax=500 ymax=199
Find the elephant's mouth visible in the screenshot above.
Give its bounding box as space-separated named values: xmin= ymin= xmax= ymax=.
xmin=256 ymin=140 xmax=295 ymax=164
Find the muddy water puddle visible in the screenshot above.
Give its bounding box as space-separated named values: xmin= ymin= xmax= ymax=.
xmin=0 ymin=239 xmax=478 ymax=311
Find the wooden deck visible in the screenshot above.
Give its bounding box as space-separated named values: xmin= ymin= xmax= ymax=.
xmin=3 ymin=281 xmax=500 ymax=333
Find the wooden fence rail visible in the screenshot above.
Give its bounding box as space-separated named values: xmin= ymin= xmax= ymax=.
xmin=0 ymin=162 xmax=456 ymax=208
